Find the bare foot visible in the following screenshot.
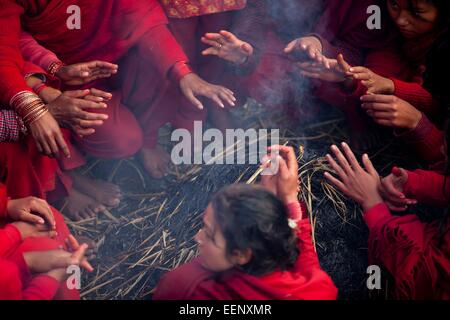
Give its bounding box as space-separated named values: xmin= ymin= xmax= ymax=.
xmin=139 ymin=146 xmax=171 ymax=179
xmin=63 ymin=188 xmax=105 ymax=221
xmin=69 ymin=171 xmax=122 ymax=207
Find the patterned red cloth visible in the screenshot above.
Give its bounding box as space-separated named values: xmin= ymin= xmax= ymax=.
xmin=160 ymin=0 xmax=246 ymax=18
xmin=0 ymin=110 xmax=22 ymax=142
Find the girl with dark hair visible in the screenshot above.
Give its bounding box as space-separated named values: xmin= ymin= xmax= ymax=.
xmin=153 ymin=146 xmax=337 ymax=300
xmin=324 ymin=142 xmax=449 ymax=299
xmin=299 ymin=0 xmax=449 ymax=153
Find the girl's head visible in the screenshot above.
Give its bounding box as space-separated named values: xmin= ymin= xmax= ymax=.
xmin=387 ymin=0 xmax=449 ymax=38
xmin=195 ymin=184 xmax=299 ymax=275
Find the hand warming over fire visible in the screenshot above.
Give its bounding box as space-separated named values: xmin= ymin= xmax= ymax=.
xmin=201 ymin=30 xmax=253 ymax=65
xmin=56 ymin=60 xmax=119 ymax=86
xmin=297 ymin=53 xmax=352 ymax=83
xmin=347 ymin=66 xmax=394 ymax=94
xmin=179 ymin=73 xmax=236 ymax=110
xmin=284 ymin=36 xmax=323 ymax=62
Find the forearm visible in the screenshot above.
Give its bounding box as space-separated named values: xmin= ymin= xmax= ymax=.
xmin=138 ymin=24 xmax=191 ymax=81
xmin=286 ymin=201 xmax=322 ymax=270
xmin=403 ymin=169 xmax=449 ymax=206
xmin=395 ymin=114 xmax=445 ymax=166
xmin=19 ymin=31 xmax=61 ymax=73
xmin=392 ymin=79 xmax=439 ymax=118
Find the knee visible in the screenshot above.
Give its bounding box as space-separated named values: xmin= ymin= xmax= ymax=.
xmin=110 ymin=125 xmax=143 ymax=158
xmin=78 ymin=111 xmax=144 ymax=159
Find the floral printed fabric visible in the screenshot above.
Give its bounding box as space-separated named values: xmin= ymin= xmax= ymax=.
xmin=160 ymin=0 xmax=247 ymax=18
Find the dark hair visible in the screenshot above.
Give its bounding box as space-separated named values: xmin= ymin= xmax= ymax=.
xmin=406 ymin=0 xmax=450 ymax=27
xmin=211 ymin=184 xmax=299 ymax=276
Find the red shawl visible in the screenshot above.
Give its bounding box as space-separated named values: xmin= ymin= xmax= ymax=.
xmin=0 ymin=0 xmax=185 ymax=103
xmin=364 ymin=170 xmax=450 ymax=299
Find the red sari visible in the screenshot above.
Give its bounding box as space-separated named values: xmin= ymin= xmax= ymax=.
xmin=153 ymin=202 xmax=337 ymax=300
xmin=0 ymin=183 xmax=79 ymax=299
xmin=0 ymin=0 xmax=194 ymax=165
xmin=364 ymin=169 xmax=450 ymax=299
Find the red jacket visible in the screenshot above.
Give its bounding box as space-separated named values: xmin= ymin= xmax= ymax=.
xmin=153 ymin=202 xmax=338 ymax=300
xmin=364 ymin=170 xmax=450 ymax=299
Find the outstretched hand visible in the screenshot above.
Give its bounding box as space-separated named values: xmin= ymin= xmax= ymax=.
xmin=379 ymin=167 xmax=417 ymax=211
xmin=324 ymin=142 xmax=383 ymax=211
xmin=56 ymin=60 xmax=118 ymax=86
xmin=179 ymin=73 xmax=236 ymax=110
xmin=297 ymin=54 xmax=352 ymax=83
xmin=201 ymin=30 xmax=253 ymax=65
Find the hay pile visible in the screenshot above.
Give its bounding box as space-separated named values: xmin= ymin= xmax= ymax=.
xmin=64 ymin=99 xmax=421 ymax=300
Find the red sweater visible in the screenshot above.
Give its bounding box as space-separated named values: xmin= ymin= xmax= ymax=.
xmin=0 ymin=258 xmax=60 ymax=300
xmin=364 ymin=170 xmax=450 ymax=299
xmin=0 ymin=184 xmax=60 ymax=300
xmin=0 ymin=0 xmax=190 ymax=104
xmin=153 ymin=202 xmax=338 ymax=300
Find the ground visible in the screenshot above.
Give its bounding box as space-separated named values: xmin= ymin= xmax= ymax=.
xmin=63 ymin=98 xmax=422 ymax=300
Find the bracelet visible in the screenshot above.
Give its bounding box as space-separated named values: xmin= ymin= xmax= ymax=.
xmin=48 ymin=61 xmax=63 ymax=76
xmin=10 ymin=91 xmax=48 ymax=126
xmin=32 ymin=83 xmax=48 ymax=96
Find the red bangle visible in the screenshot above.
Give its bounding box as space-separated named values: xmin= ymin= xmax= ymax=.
xmin=169 ymin=61 xmax=193 ymax=83
xmin=32 ymin=83 xmax=47 ymax=95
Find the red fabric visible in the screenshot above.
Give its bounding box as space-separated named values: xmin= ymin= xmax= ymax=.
xmin=0 ymin=137 xmax=59 ymax=200
xmin=161 ymin=0 xmax=246 ymax=18
xmin=395 ymin=115 xmax=445 ymax=170
xmin=0 ymin=258 xmax=60 ymax=300
xmin=153 ymin=202 xmax=337 ymax=300
xmin=19 ymin=31 xmax=60 ymax=74
xmin=1 ymin=0 xmax=194 ymax=160
xmin=0 ymin=183 xmax=79 ymax=299
xmin=364 ymin=203 xmax=450 ymax=299
xmin=403 ymin=169 xmax=450 ymax=207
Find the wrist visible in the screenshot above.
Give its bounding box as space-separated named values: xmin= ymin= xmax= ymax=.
xmin=385 ymin=79 xmax=395 ymax=94
xmin=41 ymin=87 xmax=62 ymax=104
xmin=361 ymin=194 xmax=384 ymax=212
xmin=170 ymin=61 xmax=194 ymax=83
xmin=407 ymin=111 xmax=423 ymax=130
xmin=281 ymin=193 xmax=299 ymax=205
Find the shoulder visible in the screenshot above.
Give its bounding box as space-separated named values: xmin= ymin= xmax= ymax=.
xmin=153 ymin=258 xmax=214 ymax=300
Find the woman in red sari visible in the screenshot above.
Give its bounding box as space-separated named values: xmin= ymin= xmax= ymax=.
xmin=0 ymin=0 xmax=236 ymax=192
xmin=154 ymin=146 xmax=337 ymax=300
xmin=324 ymin=141 xmax=449 ymax=299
